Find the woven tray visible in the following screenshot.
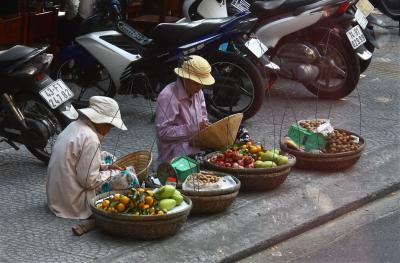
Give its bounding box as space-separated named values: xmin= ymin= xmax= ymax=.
xmin=180 ymin=172 xmax=240 ymax=215
xmin=90 ymin=190 xmax=192 ymax=240
xmin=204 ymin=153 xmax=296 ymax=192
xmin=115 ymin=150 xmax=152 ymax=183
xmin=280 ymin=130 xmax=365 ymax=171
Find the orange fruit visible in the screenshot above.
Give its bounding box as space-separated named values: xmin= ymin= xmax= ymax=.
xmin=112 ymin=194 xmax=121 ymax=202
xmin=115 ymin=203 xmax=126 ymax=213
xmin=249 ymin=146 xmax=258 ymax=154
xmin=144 ymin=196 xmax=154 ymax=206
xmin=138 ymin=188 xmax=145 ymax=193
xmin=143 ymin=204 xmax=150 ymax=209
xmin=120 ymin=195 xmax=130 ymax=205
xmin=246 ymin=141 xmax=252 ymax=147
xmin=146 ymin=190 xmax=154 ymax=196
xmin=102 ymin=199 xmax=110 ymax=208
xmin=139 ymin=202 xmax=145 ymax=208
xmin=256 ymin=145 xmax=262 ymax=152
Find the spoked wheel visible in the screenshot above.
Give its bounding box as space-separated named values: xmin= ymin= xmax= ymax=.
xmin=205 ymin=52 xmax=264 ymax=120
xmin=18 ymin=95 xmax=68 ymax=164
xmin=304 ymin=31 xmax=360 ymax=99
xmin=57 ymin=59 xmax=116 ymax=108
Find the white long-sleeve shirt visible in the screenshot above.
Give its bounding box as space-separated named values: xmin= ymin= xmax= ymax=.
xmin=46 ymin=117 xmax=108 ymax=219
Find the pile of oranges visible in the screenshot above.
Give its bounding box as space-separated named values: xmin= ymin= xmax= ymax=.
xmin=96 ymin=188 xmax=166 ymax=216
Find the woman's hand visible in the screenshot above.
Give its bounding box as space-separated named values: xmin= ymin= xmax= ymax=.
xmin=199 ymin=121 xmax=211 ymax=130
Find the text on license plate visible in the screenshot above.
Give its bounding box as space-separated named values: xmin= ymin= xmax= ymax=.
xmin=346 ymin=25 xmax=367 ymax=49
xmin=39 ymin=79 xmax=74 ymax=109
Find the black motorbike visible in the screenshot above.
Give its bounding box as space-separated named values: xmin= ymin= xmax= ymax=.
xmin=0 ymin=45 xmax=78 ymax=163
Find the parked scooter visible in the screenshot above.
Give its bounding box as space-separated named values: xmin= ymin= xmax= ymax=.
xmin=0 ymin=45 xmax=78 ymax=163
xmin=55 ymin=0 xmax=267 ymax=120
xmin=183 ymin=0 xmax=375 ymax=99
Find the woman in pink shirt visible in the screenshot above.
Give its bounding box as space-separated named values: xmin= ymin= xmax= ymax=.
xmin=155 ymin=55 xmax=215 ymax=164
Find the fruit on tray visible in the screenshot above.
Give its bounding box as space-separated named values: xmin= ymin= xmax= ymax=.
xmin=155 ymin=185 xmax=176 ymax=199
xmin=299 ymin=119 xmax=327 ymax=131
xmin=208 ymin=142 xmax=290 ymax=169
xmin=96 ymin=187 xmax=184 ymax=215
xmin=325 ymin=130 xmax=361 ymax=153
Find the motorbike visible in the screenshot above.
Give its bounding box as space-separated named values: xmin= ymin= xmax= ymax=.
xmin=0 ymin=45 xmax=78 ymax=163
xmin=55 ymin=0 xmax=267 ymax=120
xmin=183 ymin=0 xmax=376 ymax=99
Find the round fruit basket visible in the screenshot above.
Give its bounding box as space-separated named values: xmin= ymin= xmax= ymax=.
xmin=280 ymin=130 xmax=365 ymax=171
xmin=114 ymin=151 xmax=152 ymax=184
xmin=180 ymin=171 xmax=241 ymax=215
xmin=204 ymin=153 xmax=296 ymax=192
xmin=90 ymin=190 xmax=192 ymax=240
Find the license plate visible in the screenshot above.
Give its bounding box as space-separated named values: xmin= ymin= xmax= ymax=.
xmin=346 ymin=25 xmax=367 ymax=49
xmin=245 ymin=38 xmax=268 ymax=58
xmin=39 ymin=79 xmax=74 ymax=109
xmin=355 ymin=9 xmax=368 ymax=29
xmin=356 ymin=0 xmax=374 ymax=17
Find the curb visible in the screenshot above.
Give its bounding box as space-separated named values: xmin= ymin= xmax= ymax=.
xmin=222 ymin=182 xmax=400 ymax=262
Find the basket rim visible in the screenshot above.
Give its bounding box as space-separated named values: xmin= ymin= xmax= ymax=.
xmin=180 ymin=171 xmax=241 ymax=196
xmin=204 ymin=152 xmax=296 ymax=174
xmin=90 ymin=190 xmax=192 ymax=221
xmin=280 ymin=129 xmax=365 ymax=158
xmin=114 ymin=150 xmax=153 ymax=179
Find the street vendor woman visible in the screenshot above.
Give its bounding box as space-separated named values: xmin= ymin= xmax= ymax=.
xmin=46 ymin=96 xmax=127 ymax=219
xmin=155 ymin=55 xmax=215 ymax=164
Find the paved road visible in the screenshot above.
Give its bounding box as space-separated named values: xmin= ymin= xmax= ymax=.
xmin=240 ymin=191 xmax=400 ymax=263
xmin=0 ymin=14 xmax=399 ymax=263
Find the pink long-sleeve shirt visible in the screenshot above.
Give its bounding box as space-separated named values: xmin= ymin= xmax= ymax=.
xmin=155 ymin=79 xmax=208 ymax=164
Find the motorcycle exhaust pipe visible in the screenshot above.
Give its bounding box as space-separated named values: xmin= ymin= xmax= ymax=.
xmin=273 ymin=59 xmax=320 ymax=83
xmin=2 ymin=93 xmax=29 ymax=129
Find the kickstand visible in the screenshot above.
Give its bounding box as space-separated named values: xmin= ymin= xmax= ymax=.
xmin=0 ymin=139 xmax=19 ymax=150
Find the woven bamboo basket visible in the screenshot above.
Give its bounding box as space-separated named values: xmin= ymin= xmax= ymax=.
xmin=190 ymin=113 xmax=243 ymax=150
xmin=180 ymin=172 xmax=241 ymax=215
xmin=204 ymin=153 xmax=296 ymax=192
xmin=115 ymin=150 xmax=152 ymax=183
xmin=280 ymin=130 xmax=365 ymax=171
xmin=90 ymin=190 xmax=192 ymax=240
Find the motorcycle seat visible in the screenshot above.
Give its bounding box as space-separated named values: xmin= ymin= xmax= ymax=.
xmin=150 ymin=17 xmax=232 ymax=46
xmin=251 ymin=0 xmax=315 ymax=17
xmin=0 ymin=45 xmax=37 ymax=71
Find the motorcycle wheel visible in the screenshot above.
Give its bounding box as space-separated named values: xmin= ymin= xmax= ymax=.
xmin=18 ymin=95 xmax=69 ymax=164
xmin=304 ymin=32 xmax=361 ymax=99
xmin=56 ymin=59 xmax=117 ymax=108
xmin=204 ymin=51 xmax=264 ymax=120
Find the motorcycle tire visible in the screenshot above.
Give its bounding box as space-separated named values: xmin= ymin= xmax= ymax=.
xmin=56 ymin=59 xmax=117 ymax=108
xmin=304 ymin=30 xmax=361 ymax=99
xmin=205 ymin=51 xmax=264 ymax=120
xmin=17 ymin=94 xmax=70 ymax=164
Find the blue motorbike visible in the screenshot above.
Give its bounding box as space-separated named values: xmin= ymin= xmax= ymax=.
xmin=55 ymin=0 xmax=266 ymax=120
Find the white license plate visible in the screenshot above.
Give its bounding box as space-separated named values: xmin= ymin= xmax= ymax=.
xmin=245 ymin=38 xmax=268 ymax=58
xmin=39 ymin=79 xmax=74 ymax=109
xmin=346 ymin=25 xmax=367 ymax=49
xmin=356 ymin=0 xmax=374 ymax=17
xmin=355 ymin=9 xmax=368 ymax=29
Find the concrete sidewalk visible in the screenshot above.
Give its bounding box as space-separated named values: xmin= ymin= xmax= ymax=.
xmin=0 ymin=16 xmax=399 ymax=263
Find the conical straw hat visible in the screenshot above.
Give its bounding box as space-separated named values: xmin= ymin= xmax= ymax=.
xmin=190 ymin=113 xmax=243 ymax=150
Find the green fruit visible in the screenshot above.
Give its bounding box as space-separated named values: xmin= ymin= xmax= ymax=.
xmin=171 ymin=190 xmax=183 ymax=205
xmin=254 ymin=160 xmax=264 ymax=168
xmin=155 ymin=185 xmax=176 ymax=200
xmin=260 ymin=151 xmax=278 ymax=162
xmin=261 ymin=161 xmax=277 ymax=168
xmin=276 ymin=155 xmax=289 ymax=165
xmin=159 ymin=199 xmax=176 ymax=211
